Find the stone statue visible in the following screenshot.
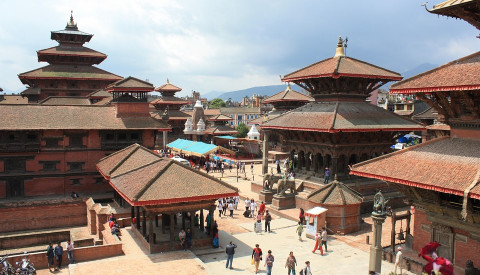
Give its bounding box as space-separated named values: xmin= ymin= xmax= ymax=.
xmin=373 ymin=191 xmax=389 ymax=215
xmin=263 ymin=173 xmax=282 ymax=191
xmin=276 ymin=179 xmax=296 ymax=196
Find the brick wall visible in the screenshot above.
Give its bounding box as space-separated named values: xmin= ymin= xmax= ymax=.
xmin=0 ymin=230 xmax=70 ymax=250
xmin=0 ymin=200 xmax=87 ymax=233
xmin=6 ymin=243 xmax=123 ymax=270
xmin=412 ymin=208 xmax=431 ymax=253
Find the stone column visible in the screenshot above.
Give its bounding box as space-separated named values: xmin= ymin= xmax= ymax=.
xmin=182 ymin=212 xmax=186 ymax=229
xmin=190 ymin=211 xmax=195 ymax=239
xmin=332 ymin=157 xmax=338 ymax=177
xmin=312 ymin=155 xmax=318 ymax=174
xmin=262 ymin=131 xmax=270 ymax=175
xmin=155 ymin=214 xmax=159 ymax=227
xmin=369 ymin=213 xmax=387 ymax=273
xmin=142 ymin=209 xmax=147 ymax=237
xmin=200 ymin=209 xmax=204 ymax=230
xmin=149 ymin=213 xmax=154 ymax=247
xmin=208 ymin=209 xmax=214 ymax=237
xmin=322 ymin=156 xmax=328 ymax=175
xmin=163 ymin=131 xmax=168 ymax=149
xmin=169 ymin=213 xmax=175 ymax=248
xmin=136 ymin=207 xmax=140 ymax=229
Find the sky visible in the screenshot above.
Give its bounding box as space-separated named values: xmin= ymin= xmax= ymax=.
xmin=0 ymin=0 xmax=478 ymax=97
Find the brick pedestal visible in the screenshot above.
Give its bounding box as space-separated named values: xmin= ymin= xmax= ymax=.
xmin=271 ymin=194 xmax=296 ymax=210
xmin=259 ymin=190 xmax=274 ymax=204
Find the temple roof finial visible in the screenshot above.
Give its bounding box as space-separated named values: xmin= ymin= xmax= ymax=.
xmin=66 ymin=10 xmax=78 ymax=30
xmin=167 ymin=78 xmax=170 ymax=84
xmin=334 ymin=36 xmax=345 ymax=57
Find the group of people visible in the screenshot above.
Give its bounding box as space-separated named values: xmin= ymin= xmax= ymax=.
xmin=243 ymin=199 xmax=272 ymax=233
xmin=178 ymin=228 xmax=193 ymax=250
xmin=205 ymin=160 xmax=226 ymax=173
xmin=46 ymin=240 xmax=75 ymax=272
xmin=217 ymin=197 xmax=240 ymax=218
xmin=226 ymin=243 xmax=313 ymax=275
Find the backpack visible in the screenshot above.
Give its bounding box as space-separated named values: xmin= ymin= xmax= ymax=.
xmin=299 ymin=268 xmax=304 ymax=275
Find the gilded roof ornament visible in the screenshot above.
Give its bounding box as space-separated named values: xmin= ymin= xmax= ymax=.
xmin=334 ymin=36 xmax=346 ymax=57
xmin=66 ymin=10 xmax=78 ymax=30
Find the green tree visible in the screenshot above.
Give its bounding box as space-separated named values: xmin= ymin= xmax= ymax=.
xmin=236 ymin=123 xmax=249 ymax=138
xmin=209 ymin=98 xmax=226 ymax=108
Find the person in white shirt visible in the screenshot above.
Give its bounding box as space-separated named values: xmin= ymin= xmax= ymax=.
xmin=217 ymin=200 xmax=223 ymax=217
xmin=228 ymin=202 xmax=235 ymax=218
xmin=245 ymin=198 xmax=251 ymax=213
xmin=234 ymin=196 xmax=239 ymax=210
xmin=250 ymin=200 xmax=257 ymax=218
xmin=302 ymin=261 xmax=312 ymax=275
xmin=66 ymin=240 xmax=75 ymax=264
xmin=394 ymin=246 xmax=403 ymax=275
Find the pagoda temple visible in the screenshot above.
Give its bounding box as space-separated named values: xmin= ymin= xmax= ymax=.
xmin=19 ymin=12 xmax=122 ymax=102
xmin=350 ymin=1 xmax=480 ymax=272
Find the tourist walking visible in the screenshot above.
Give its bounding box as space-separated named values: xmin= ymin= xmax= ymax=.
xmin=66 ymin=240 xmax=75 ymax=264
xmin=245 ymin=198 xmax=251 ymax=213
xmin=46 ymin=242 xmax=55 ymax=272
xmin=301 ymin=261 xmax=313 ymax=275
xmin=217 ymin=200 xmax=223 ymax=218
xmin=251 ymin=244 xmax=263 ymax=274
xmin=264 ymin=210 xmax=272 ymax=233
xmin=285 ymin=251 xmax=297 ymax=275
xmin=258 ymin=201 xmax=266 ymax=217
xmin=264 ymin=250 xmax=274 ymax=275
xmin=312 ymin=230 xmax=324 ymax=255
xmin=296 ymin=222 xmax=304 ymax=241
xmin=299 ymin=208 xmax=305 ymax=225
xmin=234 ymin=196 xmax=239 ymax=210
xmin=54 ymin=241 xmax=64 ymax=270
xmin=250 ymin=199 xmax=257 ymax=218
xmin=321 ymin=226 xmax=328 ymax=252
xmin=228 ymin=200 xmax=234 ymax=218
xmin=394 ymin=246 xmax=403 ymax=275
xmin=179 ymin=228 xmax=187 ymax=250
xmin=324 ymin=167 xmax=330 ymax=184
xmin=225 ymin=241 xmax=237 ymax=269
xmin=222 ymin=198 xmax=228 ymax=215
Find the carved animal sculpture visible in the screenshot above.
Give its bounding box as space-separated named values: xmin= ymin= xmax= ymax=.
xmin=263 ymin=174 xmax=282 ymax=190
xmin=276 ymin=179 xmax=296 ymax=196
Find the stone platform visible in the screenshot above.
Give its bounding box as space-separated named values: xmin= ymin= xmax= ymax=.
xmin=271 ymin=194 xmax=296 ymax=210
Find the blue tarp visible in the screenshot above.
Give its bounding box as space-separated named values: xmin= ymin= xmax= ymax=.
xmin=167 ymin=138 xmax=234 ymax=157
xmin=216 ymin=136 xmax=237 ymax=139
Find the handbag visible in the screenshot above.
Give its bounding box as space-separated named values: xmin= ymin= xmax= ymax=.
xmin=251 ymin=258 xmax=254 ymax=265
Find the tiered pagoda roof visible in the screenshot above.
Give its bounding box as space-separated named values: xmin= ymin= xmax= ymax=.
xmin=427 ymin=0 xmax=480 ymax=31
xmin=19 ymin=65 xmax=122 ymax=84
xmin=97 ymin=143 xmax=238 ymax=205
xmin=263 ymin=84 xmax=313 ymax=104
xmin=308 ymin=178 xmax=363 ymax=205
xmin=351 ymin=137 xmax=480 ymax=200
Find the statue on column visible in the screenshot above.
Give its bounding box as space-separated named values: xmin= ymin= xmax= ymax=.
xmin=373 ymin=190 xmax=389 ymax=216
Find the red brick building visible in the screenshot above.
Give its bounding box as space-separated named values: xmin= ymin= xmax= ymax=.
xmin=351 ymin=1 xmax=480 ymax=272
xmin=0 ymin=76 xmax=169 ymax=199
xmin=19 ymin=13 xmax=122 ymax=102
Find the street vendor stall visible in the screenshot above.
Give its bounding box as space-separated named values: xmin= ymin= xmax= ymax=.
xmin=305 ymin=206 xmax=327 ymax=239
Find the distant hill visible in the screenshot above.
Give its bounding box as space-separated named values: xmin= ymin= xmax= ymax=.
xmin=207 ymin=84 xmax=304 ymax=101
xmin=204 ymin=63 xmax=438 ymax=101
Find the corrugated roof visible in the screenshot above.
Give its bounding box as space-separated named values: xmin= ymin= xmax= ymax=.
xmin=350 ymin=137 xmax=480 ymax=199
xmin=155 ymin=82 xmax=182 ymax=92
xmin=390 ymin=51 xmax=480 ymax=94
xmin=0 ymin=105 xmax=169 ymax=130
xmin=282 ymin=56 xmax=402 ymax=82
xmin=262 ymin=102 xmax=424 ymax=132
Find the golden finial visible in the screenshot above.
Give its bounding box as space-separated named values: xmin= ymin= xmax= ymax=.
xmin=167 ymin=78 xmax=170 ymax=84
xmin=334 ymin=36 xmax=345 ymax=57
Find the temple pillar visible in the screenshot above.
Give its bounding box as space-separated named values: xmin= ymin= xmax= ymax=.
xmin=161 ymin=214 xmax=166 ymax=234
xmin=344 ymin=157 xmax=350 ymax=176
xmin=305 ymin=153 xmax=311 ymax=171
xmin=169 ymin=213 xmax=175 ymax=248
xmin=332 ymin=157 xmax=338 ymax=177
xmin=322 ymin=155 xmax=328 ymax=175
xmin=136 ymin=206 xmax=140 ymax=229
xmin=262 ymin=131 xmax=270 ymax=175
xmin=200 ymin=209 xmax=205 ymax=230
xmin=155 ymin=214 xmax=159 ymax=227
xmin=131 ymin=206 xmax=134 ymax=219
xmin=369 ymin=212 xmax=387 ymax=273
xmin=149 ymin=213 xmax=154 ymax=246
xmin=163 ymin=131 xmax=168 ymax=149
xmin=208 ymin=209 xmax=214 ymax=236
xmin=190 ymin=211 xmax=194 ymax=239
xmin=182 ymin=212 xmax=186 ymax=229
xmin=142 ymin=209 xmax=147 ymax=237
xmin=312 ymin=155 xmax=318 ymax=174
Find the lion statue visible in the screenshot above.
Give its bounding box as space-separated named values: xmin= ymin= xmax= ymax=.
xmin=276 ymin=179 xmax=296 ymax=196
xmin=263 ymin=173 xmax=282 ymax=191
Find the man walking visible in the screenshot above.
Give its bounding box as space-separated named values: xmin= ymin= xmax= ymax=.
xmin=225 ymin=241 xmax=237 ymax=269
xmin=285 ymin=251 xmax=297 ymax=275
xmin=321 ymin=226 xmax=328 ymax=252
xmin=66 ymin=240 xmax=75 ymax=264
xmin=54 ymin=241 xmax=64 ymax=270
xmin=245 ymin=198 xmax=251 ymax=216
xmin=228 ymin=200 xmax=234 ymax=218
xmin=296 ymin=222 xmax=304 ymax=241
xmin=265 ymin=210 xmax=272 ymax=232
xmin=46 ymin=242 xmax=55 ymax=272
xmin=264 ymin=250 xmax=274 ymax=275
xmin=324 ymin=167 xmax=331 ymax=184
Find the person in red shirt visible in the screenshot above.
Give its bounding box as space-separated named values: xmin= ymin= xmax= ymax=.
xmin=258 ymin=201 xmax=266 ymax=217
